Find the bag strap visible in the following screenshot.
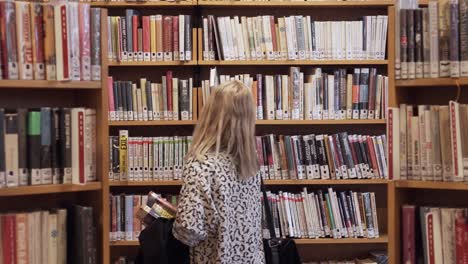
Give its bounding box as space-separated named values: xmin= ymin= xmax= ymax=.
xmin=260 ymin=176 xmax=276 ymax=239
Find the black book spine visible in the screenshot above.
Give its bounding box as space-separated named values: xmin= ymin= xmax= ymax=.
xmin=145 ymin=80 xmax=153 ymax=114
xmin=51 ymin=108 xmax=61 ymax=184
xmin=40 ymin=107 xmax=52 ymax=184
xmin=256 ymin=74 xmax=263 ymax=119
xmin=407 ymin=9 xmax=415 ymax=79
xmin=415 ymin=9 xmax=423 ymax=78
xmin=340 ymin=69 xmax=347 ymax=111
xmin=184 ymin=15 xmax=192 ymax=61
xmin=17 ymin=108 xmax=28 ymax=186
xmin=334 ymin=70 xmax=340 ymax=115
xmin=112 ymin=136 xmax=120 ymax=177
xmin=121 ymin=17 xmax=127 ymax=55
xmin=121 ymin=82 xmax=128 ymax=118
xmin=0 ymin=109 xmax=6 ymax=187
xmin=332 ymin=134 xmax=346 ymax=174
xmin=323 ymin=73 xmax=328 ymax=114
xmin=400 ymin=9 xmax=408 ymax=79
xmin=275 ymin=74 xmax=282 ymax=116
xmin=115 ymin=81 xmax=122 ymax=117
xmin=359 ymin=68 xmax=370 ymax=114
xmin=127 ymin=82 xmax=133 ymax=117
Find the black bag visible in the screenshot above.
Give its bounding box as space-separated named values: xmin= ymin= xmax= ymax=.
xmin=261 ymin=178 xmax=301 ymax=264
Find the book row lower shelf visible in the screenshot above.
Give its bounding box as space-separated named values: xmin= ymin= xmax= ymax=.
xmin=109 ymin=236 xmax=389 ymax=247
xmin=108 ymin=119 xmax=387 ymax=126
xmin=108 ymin=60 xmax=388 ymax=66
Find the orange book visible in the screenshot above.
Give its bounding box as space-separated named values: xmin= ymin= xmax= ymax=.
xmin=163 ymin=16 xmax=173 ymax=61
xmin=155 ymin=15 xmax=163 ymax=61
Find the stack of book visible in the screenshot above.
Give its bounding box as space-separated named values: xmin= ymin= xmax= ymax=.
xmin=396 ymin=0 xmax=468 ymax=79
xmin=107 ymin=12 xmax=193 ymax=62
xmin=109 ymin=131 xmax=192 ymax=181
xmin=401 ymin=205 xmax=468 ymax=263
xmin=202 ymin=15 xmax=388 ymax=61
xmin=204 ymin=67 xmax=388 ymax=120
xmin=0 ymin=1 xmax=102 ymax=81
xmin=263 ymin=188 xmax=380 ymax=239
xmin=0 ymin=205 xmax=97 ymax=264
xmin=107 ymin=74 xmax=195 ymax=121
xmin=256 ymin=133 xmax=388 ymax=180
xmin=110 ymin=192 xmax=178 ymax=241
xmin=0 ymin=108 xmax=97 ymax=188
xmin=387 ymin=102 xmax=468 ymax=182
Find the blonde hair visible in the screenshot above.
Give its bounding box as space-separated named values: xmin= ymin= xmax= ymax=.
xmin=187 ymin=80 xmax=259 ymax=179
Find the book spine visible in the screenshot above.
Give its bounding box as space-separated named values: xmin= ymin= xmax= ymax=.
xmin=460 ymin=0 xmax=468 ymax=76
xmin=90 ymin=8 xmax=101 ymax=81
xmin=16 ymin=2 xmax=34 ymax=80
xmin=31 ymin=3 xmax=45 ymax=80
xmin=415 ymin=9 xmax=423 ymax=78
xmin=439 ymin=0 xmax=451 ymax=77
xmin=450 ymin=0 xmax=460 ymax=77
xmin=79 ymin=4 xmax=91 ymax=81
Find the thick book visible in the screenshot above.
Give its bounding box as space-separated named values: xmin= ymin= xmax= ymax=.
xmin=27 ymin=111 xmax=41 ymax=185
xmin=5 ymin=113 xmax=19 ymax=188
xmin=40 ymin=108 xmax=53 ymax=185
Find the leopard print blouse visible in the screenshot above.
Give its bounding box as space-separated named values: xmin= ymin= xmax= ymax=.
xmin=172 ymin=153 xmax=265 ymax=264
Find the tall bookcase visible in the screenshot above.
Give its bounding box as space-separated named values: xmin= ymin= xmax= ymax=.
xmin=95 ymin=1 xmax=397 ymax=263
xmin=0 ymin=10 xmax=108 ymax=264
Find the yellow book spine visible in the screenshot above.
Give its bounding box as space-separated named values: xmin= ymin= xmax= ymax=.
xmin=150 ymin=15 xmax=157 ymax=61
xmin=119 ymin=130 xmax=128 ymax=181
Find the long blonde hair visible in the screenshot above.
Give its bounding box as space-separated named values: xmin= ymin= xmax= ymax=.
xmin=187 ymin=80 xmax=259 ymax=179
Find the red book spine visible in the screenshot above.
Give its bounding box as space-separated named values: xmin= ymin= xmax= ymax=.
xmin=347 ymin=137 xmax=359 ymax=170
xmin=270 ymin=16 xmax=277 ymax=54
xmin=402 ymin=206 xmax=416 ymax=264
xmin=111 ymin=196 xmax=117 ymax=240
xmin=60 ymin=5 xmax=69 ymax=80
xmin=450 ymin=101 xmax=459 ymax=176
xmin=455 ymin=212 xmax=468 ymax=264
xmin=78 ymin=111 xmax=85 ymax=184
xmin=0 ymin=3 xmax=8 ymax=79
xmin=387 ymin=108 xmax=394 ymax=179
xmin=366 ymin=136 xmax=379 ymax=176
xmin=166 ymin=71 xmax=173 ymax=114
xmin=142 ymin=16 xmax=150 ymax=55
xmin=163 ymin=16 xmax=172 ymax=59
xmin=427 ymin=213 xmax=435 ymax=264
xmin=172 ymin=16 xmax=179 ymax=60
xmin=132 ymin=15 xmax=139 ymax=55
xmin=331 ymin=136 xmax=342 ymax=170
xmin=2 ymin=214 xmax=17 ymax=264
xmin=32 ymin=3 xmax=45 ymax=80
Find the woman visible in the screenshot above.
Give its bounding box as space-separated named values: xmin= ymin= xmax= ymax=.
xmin=172 ymin=80 xmax=264 ymax=264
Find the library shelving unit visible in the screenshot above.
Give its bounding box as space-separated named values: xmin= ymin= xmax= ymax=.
xmin=98 ymin=1 xmax=396 ymax=263
xmin=0 ymin=10 xmax=108 ymax=264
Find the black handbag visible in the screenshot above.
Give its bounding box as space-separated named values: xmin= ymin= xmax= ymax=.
xmin=261 ymin=177 xmax=301 ymax=264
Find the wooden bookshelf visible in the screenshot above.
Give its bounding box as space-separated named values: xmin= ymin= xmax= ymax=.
xmin=109 ymin=119 xmax=386 ymax=126
xmin=395 ymin=77 xmax=468 ymax=87
xmin=0 ymin=80 xmax=101 ymax=89
xmin=395 ymin=180 xmax=468 ymax=190
xmin=0 ymin=182 xmax=102 ymax=197
xmin=90 ymin=1 xmax=196 ymax=7
xmin=198 ymin=59 xmax=389 ymax=66
xmin=109 ymin=235 xmax=388 ymax=247
xmin=198 ymin=0 xmax=393 ymax=7
xmin=109 ymin=179 xmax=389 ymax=187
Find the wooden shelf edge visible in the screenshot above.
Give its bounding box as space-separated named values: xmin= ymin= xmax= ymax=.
xmin=108 ymin=119 xmax=386 ymax=126
xmin=198 ymin=60 xmax=388 ymax=66
xmin=90 ymin=1 xmax=195 ymax=7
xmin=395 ymin=78 xmax=468 ymax=87
xmin=0 ymin=182 xmax=102 ymax=197
xmin=109 ymin=179 xmax=389 ymax=187
xmin=0 ymin=80 xmax=101 ymax=89
xmin=108 ymin=61 xmax=198 ymax=66
xmin=198 ymin=0 xmax=393 ymax=7
xmin=395 ymin=180 xmax=468 ymax=190
xmin=109 ymin=236 xmax=388 ymax=246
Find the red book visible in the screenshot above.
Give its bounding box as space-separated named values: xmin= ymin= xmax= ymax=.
xmin=2 ymin=214 xmax=17 ymax=264
xmin=163 ymin=16 xmax=173 ymax=61
xmin=270 ymin=16 xmax=277 ymax=57
xmin=387 ymin=108 xmax=394 ymax=179
xmin=330 ymin=136 xmax=342 ymax=171
xmin=0 ymin=1 xmax=19 ymax=80
xmin=142 ymin=16 xmax=150 ymax=61
xmin=61 ymin=5 xmax=69 ymax=80
xmin=427 ymin=213 xmax=435 ymax=264
xmin=172 ymin=16 xmax=179 ymax=61
xmin=347 ymin=136 xmax=360 ymax=172
xmin=366 ymin=136 xmax=379 ymax=177
xmin=402 ymin=205 xmax=416 ymax=264
xmin=78 ymin=111 xmax=85 ymax=184
xmin=455 ymin=212 xmax=468 ymax=264
xmin=31 ymin=3 xmax=45 ymax=80
xmin=166 ymin=71 xmax=173 ymax=118
xmin=132 ymin=15 xmax=139 ymax=56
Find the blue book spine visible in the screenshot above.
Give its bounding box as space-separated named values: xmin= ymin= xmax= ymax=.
xmin=125 ymin=195 xmax=134 ymax=241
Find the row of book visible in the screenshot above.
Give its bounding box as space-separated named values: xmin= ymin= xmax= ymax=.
xmin=263 ymin=188 xmax=380 ymax=239
xmin=388 ymin=102 xmax=468 ymax=182
xmin=303 ymin=252 xmax=388 ymax=264
xmin=109 ymin=131 xmax=192 ymax=181
xmin=108 ymin=75 xmax=195 ymax=121
xmin=110 ymin=192 xmax=178 ymax=241
xmin=107 ymin=11 xmax=193 ymax=62
xmin=204 ymin=67 xmax=388 ymax=120
xmin=396 ymin=0 xmax=468 ymax=79
xmin=256 ymin=133 xmax=388 ymax=180
xmin=202 ymin=15 xmax=388 ymax=61
xmin=0 ymin=108 xmax=97 ymax=188
xmin=0 ymin=205 xmax=97 ymax=264
xmin=401 ymin=205 xmax=468 ymax=263
xmin=0 ymin=1 xmax=102 ymax=81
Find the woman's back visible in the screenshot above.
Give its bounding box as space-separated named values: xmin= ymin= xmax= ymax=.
xmin=173 ymin=153 xmax=264 ymax=264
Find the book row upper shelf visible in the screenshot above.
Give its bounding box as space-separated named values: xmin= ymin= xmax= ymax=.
xmin=0 ymin=2 xmax=103 ymax=81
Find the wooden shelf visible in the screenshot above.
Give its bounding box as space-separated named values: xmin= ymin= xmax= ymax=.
xmin=109 ymin=179 xmax=388 ymax=187
xmin=294 ymin=235 xmax=388 ymax=245
xmin=110 ymin=241 xmax=139 ymax=246
xmin=0 ymin=80 xmax=101 ymax=89
xmin=395 ymin=180 xmax=468 ymax=190
xmin=109 ymin=120 xmax=197 ymax=126
xmin=418 ymin=0 xmax=428 ymax=5
xmin=109 ymin=236 xmax=388 ymax=247
xmin=108 ymin=61 xmax=198 ymax=66
xmin=109 ymin=119 xmax=386 ymax=126
xmin=198 ymin=0 xmax=393 ymax=7
xmin=0 ymin=182 xmax=102 ymax=197
xmin=198 ymin=60 xmax=388 ymax=66
xmin=395 ymin=78 xmax=468 ymax=87
xmin=90 ymin=1 xmax=195 ymax=7
xmin=110 ymin=180 xmax=183 ymax=186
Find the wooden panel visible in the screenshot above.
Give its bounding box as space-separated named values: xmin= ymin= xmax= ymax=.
xmin=0 ymin=80 xmax=100 ymax=89
xmin=0 ymin=183 xmax=102 ymax=197
xmin=297 ymin=244 xmax=387 ymax=262
xmin=396 ymin=77 xmax=468 ymax=87
xmin=395 ymin=180 xmax=468 ymax=190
